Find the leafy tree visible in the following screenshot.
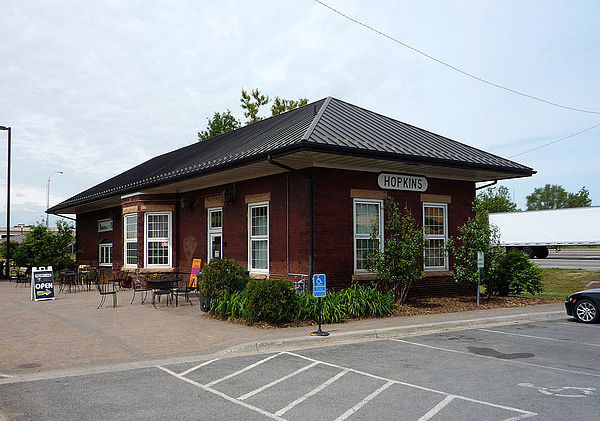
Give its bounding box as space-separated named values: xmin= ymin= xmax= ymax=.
xmin=240 ymin=88 xmax=270 ymax=124
xmin=447 ymin=212 xmax=504 ymax=294
xmin=474 ymin=186 xmax=518 ymax=214
xmin=366 ymin=197 xmax=424 ymax=303
xmin=10 ymin=221 xmax=76 ymax=271
xmin=198 ymin=89 xmax=310 ymax=141
xmin=197 ymin=110 xmax=241 ymax=141
xmin=526 ymin=184 xmax=591 ymax=210
xmin=271 ymin=96 xmax=308 ymax=116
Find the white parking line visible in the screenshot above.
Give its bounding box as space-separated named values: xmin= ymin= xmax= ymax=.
xmin=178 ymin=358 xmax=220 ymax=376
xmin=478 ymin=328 xmax=600 ymax=347
xmin=391 ymin=338 xmax=600 ymax=378
xmin=204 ymin=352 xmax=282 ymax=387
xmin=274 ymin=369 xmax=349 ymax=416
xmin=238 ymin=361 xmax=320 ymax=401
xmin=417 ymin=395 xmax=455 ymax=421
xmin=284 ymin=351 xmax=536 ymax=419
xmin=157 ymin=366 xmax=285 ymax=421
xmin=334 ymin=380 xmax=394 ymax=421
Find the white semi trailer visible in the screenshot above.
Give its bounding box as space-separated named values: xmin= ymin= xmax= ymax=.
xmin=489 ymin=206 xmax=600 ymax=259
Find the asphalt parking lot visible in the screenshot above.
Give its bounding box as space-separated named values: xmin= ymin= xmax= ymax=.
xmin=1 ymin=318 xmax=598 ymax=420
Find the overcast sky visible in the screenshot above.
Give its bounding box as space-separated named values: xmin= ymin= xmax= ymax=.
xmin=1 ymin=0 xmax=599 ymax=227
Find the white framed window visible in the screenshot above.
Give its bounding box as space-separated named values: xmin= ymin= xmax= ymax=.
xmin=423 ymin=203 xmax=448 ymax=270
xmin=208 ymin=207 xmax=223 ymax=263
xmin=98 ymin=219 xmax=113 ymax=232
xmin=248 ymin=202 xmax=269 ymax=274
xmin=144 ymin=212 xmax=172 ymax=267
xmin=353 ymin=199 xmax=384 ymax=273
xmin=124 ymin=214 xmax=137 ymax=267
xmin=99 ymin=242 xmax=113 ymax=267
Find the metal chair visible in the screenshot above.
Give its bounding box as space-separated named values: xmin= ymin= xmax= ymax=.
xmin=130 ymin=278 xmax=150 ymax=305
xmin=96 ymin=281 xmax=117 ymax=309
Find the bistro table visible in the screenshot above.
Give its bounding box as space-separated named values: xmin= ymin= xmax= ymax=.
xmin=145 ymin=277 xmax=181 ymax=307
xmin=59 ymin=272 xmax=82 ymax=294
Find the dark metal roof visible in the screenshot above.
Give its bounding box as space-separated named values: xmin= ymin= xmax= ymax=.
xmin=50 ymin=96 xmax=534 ymax=213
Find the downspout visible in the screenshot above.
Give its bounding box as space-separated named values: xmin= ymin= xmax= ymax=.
xmin=267 ymin=155 xmax=314 ymax=282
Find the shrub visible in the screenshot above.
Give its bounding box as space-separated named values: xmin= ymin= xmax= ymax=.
xmin=199 ymin=258 xmax=250 ymax=302
xmin=211 ymin=290 xmax=248 ymax=320
xmin=366 ymin=198 xmax=424 ymax=303
xmin=245 ymin=278 xmax=299 ymax=325
xmin=488 ymin=251 xmax=544 ymax=296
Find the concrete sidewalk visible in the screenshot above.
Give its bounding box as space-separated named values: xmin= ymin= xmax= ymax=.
xmin=0 ymin=281 xmax=565 ymax=378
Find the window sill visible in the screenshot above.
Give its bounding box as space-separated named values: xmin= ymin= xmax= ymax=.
xmin=423 ymin=270 xmax=451 ymax=277
xmin=352 ymin=273 xmax=376 ymax=281
xmin=249 ymin=272 xmax=269 ymax=279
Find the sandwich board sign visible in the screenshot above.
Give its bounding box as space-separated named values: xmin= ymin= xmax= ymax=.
xmin=31 ymin=266 xmax=55 ymax=301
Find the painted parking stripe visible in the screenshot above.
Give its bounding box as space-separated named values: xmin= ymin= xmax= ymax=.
xmin=274 ymin=369 xmax=350 ymax=416
xmin=334 ymin=380 xmax=394 ymax=421
xmin=157 ymin=366 xmax=285 ymax=421
xmin=391 ymin=338 xmax=600 ymax=378
xmin=284 ymin=351 xmax=536 ymax=419
xmin=417 ymin=395 xmax=455 ymax=421
xmin=178 ymin=358 xmax=220 ymax=376
xmin=204 ymin=352 xmax=282 ymax=387
xmin=478 ymin=328 xmax=600 ymax=347
xmin=238 ymin=361 xmax=320 ymax=401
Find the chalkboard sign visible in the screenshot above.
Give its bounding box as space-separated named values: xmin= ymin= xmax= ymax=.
xmin=31 ymin=266 xmax=55 ymax=302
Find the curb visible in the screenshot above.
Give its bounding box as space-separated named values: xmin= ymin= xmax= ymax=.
xmin=218 ymin=310 xmax=565 ymax=355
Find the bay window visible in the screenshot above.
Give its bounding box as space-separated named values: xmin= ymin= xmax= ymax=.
xmin=145 ymin=212 xmax=172 ymax=267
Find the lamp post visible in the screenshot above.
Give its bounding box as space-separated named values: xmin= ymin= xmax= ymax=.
xmin=0 ymin=126 xmax=11 ymax=279
xmin=46 ymin=171 xmax=63 ymax=228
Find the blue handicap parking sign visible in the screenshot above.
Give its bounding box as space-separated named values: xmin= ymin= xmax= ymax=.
xmin=313 ymin=274 xmax=326 ymax=297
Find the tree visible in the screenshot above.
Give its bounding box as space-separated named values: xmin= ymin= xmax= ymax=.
xmin=240 ymin=88 xmax=270 ymax=124
xmin=447 ymin=212 xmax=504 ymax=294
xmin=366 ymin=197 xmax=424 ymax=303
xmin=474 ymin=186 xmax=518 ymax=214
xmin=197 ymin=110 xmax=241 ymax=141
xmin=198 ymin=89 xmax=310 ymax=141
xmin=526 ymin=184 xmax=591 ymax=210
xmin=271 ymin=96 xmax=308 ymax=116
xmin=11 ymin=221 xmax=76 ymax=271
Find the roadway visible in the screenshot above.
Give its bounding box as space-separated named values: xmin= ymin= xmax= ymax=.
xmin=532 ymin=248 xmax=600 ymax=270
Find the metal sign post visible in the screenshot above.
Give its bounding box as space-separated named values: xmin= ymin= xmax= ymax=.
xmin=310 ymin=274 xmax=329 ymax=337
xmin=477 ymin=251 xmax=484 ymax=306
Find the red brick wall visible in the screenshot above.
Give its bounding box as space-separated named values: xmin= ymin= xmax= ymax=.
xmin=76 ymin=168 xmax=475 ymax=295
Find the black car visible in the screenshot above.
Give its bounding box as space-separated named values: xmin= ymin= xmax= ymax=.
xmin=565 ymin=289 xmax=600 ymax=323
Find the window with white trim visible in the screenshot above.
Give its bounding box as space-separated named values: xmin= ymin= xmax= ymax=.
xmin=423 ymin=203 xmax=448 ymax=270
xmin=99 ymin=242 xmax=113 ymax=267
xmin=145 ymin=212 xmax=172 ymax=267
xmin=98 ymin=219 xmax=113 ymax=232
xmin=353 ymin=199 xmax=384 ymax=273
xmin=124 ymin=214 xmax=137 ymax=267
xmin=248 ymin=202 xmax=269 ymax=273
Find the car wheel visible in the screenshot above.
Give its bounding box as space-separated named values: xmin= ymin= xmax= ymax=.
xmin=574 ymin=300 xmax=599 ymax=323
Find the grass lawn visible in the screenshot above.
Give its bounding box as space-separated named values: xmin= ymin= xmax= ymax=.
xmin=519 ymin=268 xmax=600 ymax=300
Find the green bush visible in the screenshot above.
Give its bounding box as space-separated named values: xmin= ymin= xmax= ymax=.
xmin=199 ymin=258 xmax=250 ymax=302
xmin=245 ymin=278 xmax=299 ymax=325
xmin=211 ymin=290 xmax=248 ymax=320
xmin=488 ymin=251 xmax=544 ymax=296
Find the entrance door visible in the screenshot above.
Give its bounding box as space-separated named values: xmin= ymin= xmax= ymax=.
xmin=209 ymin=233 xmax=222 ymax=261
xmin=208 ymin=207 xmax=223 ymax=263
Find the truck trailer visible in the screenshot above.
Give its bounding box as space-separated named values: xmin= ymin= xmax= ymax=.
xmin=488 ymin=207 xmax=600 ymax=259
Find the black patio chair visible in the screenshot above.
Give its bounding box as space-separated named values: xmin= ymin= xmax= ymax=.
xmin=130 ymin=278 xmax=150 ymax=305
xmin=96 ymin=281 xmax=117 ymax=309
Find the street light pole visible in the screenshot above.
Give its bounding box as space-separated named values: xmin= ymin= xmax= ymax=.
xmin=46 ymin=171 xmax=63 ymax=228
xmin=0 ymin=126 xmax=11 ymax=279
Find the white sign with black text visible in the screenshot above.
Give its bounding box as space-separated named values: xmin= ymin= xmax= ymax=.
xmin=377 ymin=173 xmax=428 ymax=192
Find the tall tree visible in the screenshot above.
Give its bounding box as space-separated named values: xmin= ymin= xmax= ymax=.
xmin=271 ymin=96 xmax=309 ymax=116
xmin=240 ymin=88 xmax=270 ymax=124
xmin=526 ymin=184 xmax=592 ymax=210
xmin=198 ymin=110 xmax=241 ymax=141
xmin=474 ymin=186 xmax=518 ymax=215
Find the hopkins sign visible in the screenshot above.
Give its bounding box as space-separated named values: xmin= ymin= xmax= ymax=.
xmin=377 ymin=173 xmax=428 ymax=192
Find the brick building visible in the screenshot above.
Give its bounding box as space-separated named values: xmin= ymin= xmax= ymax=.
xmin=49 ymin=97 xmax=534 ymax=293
